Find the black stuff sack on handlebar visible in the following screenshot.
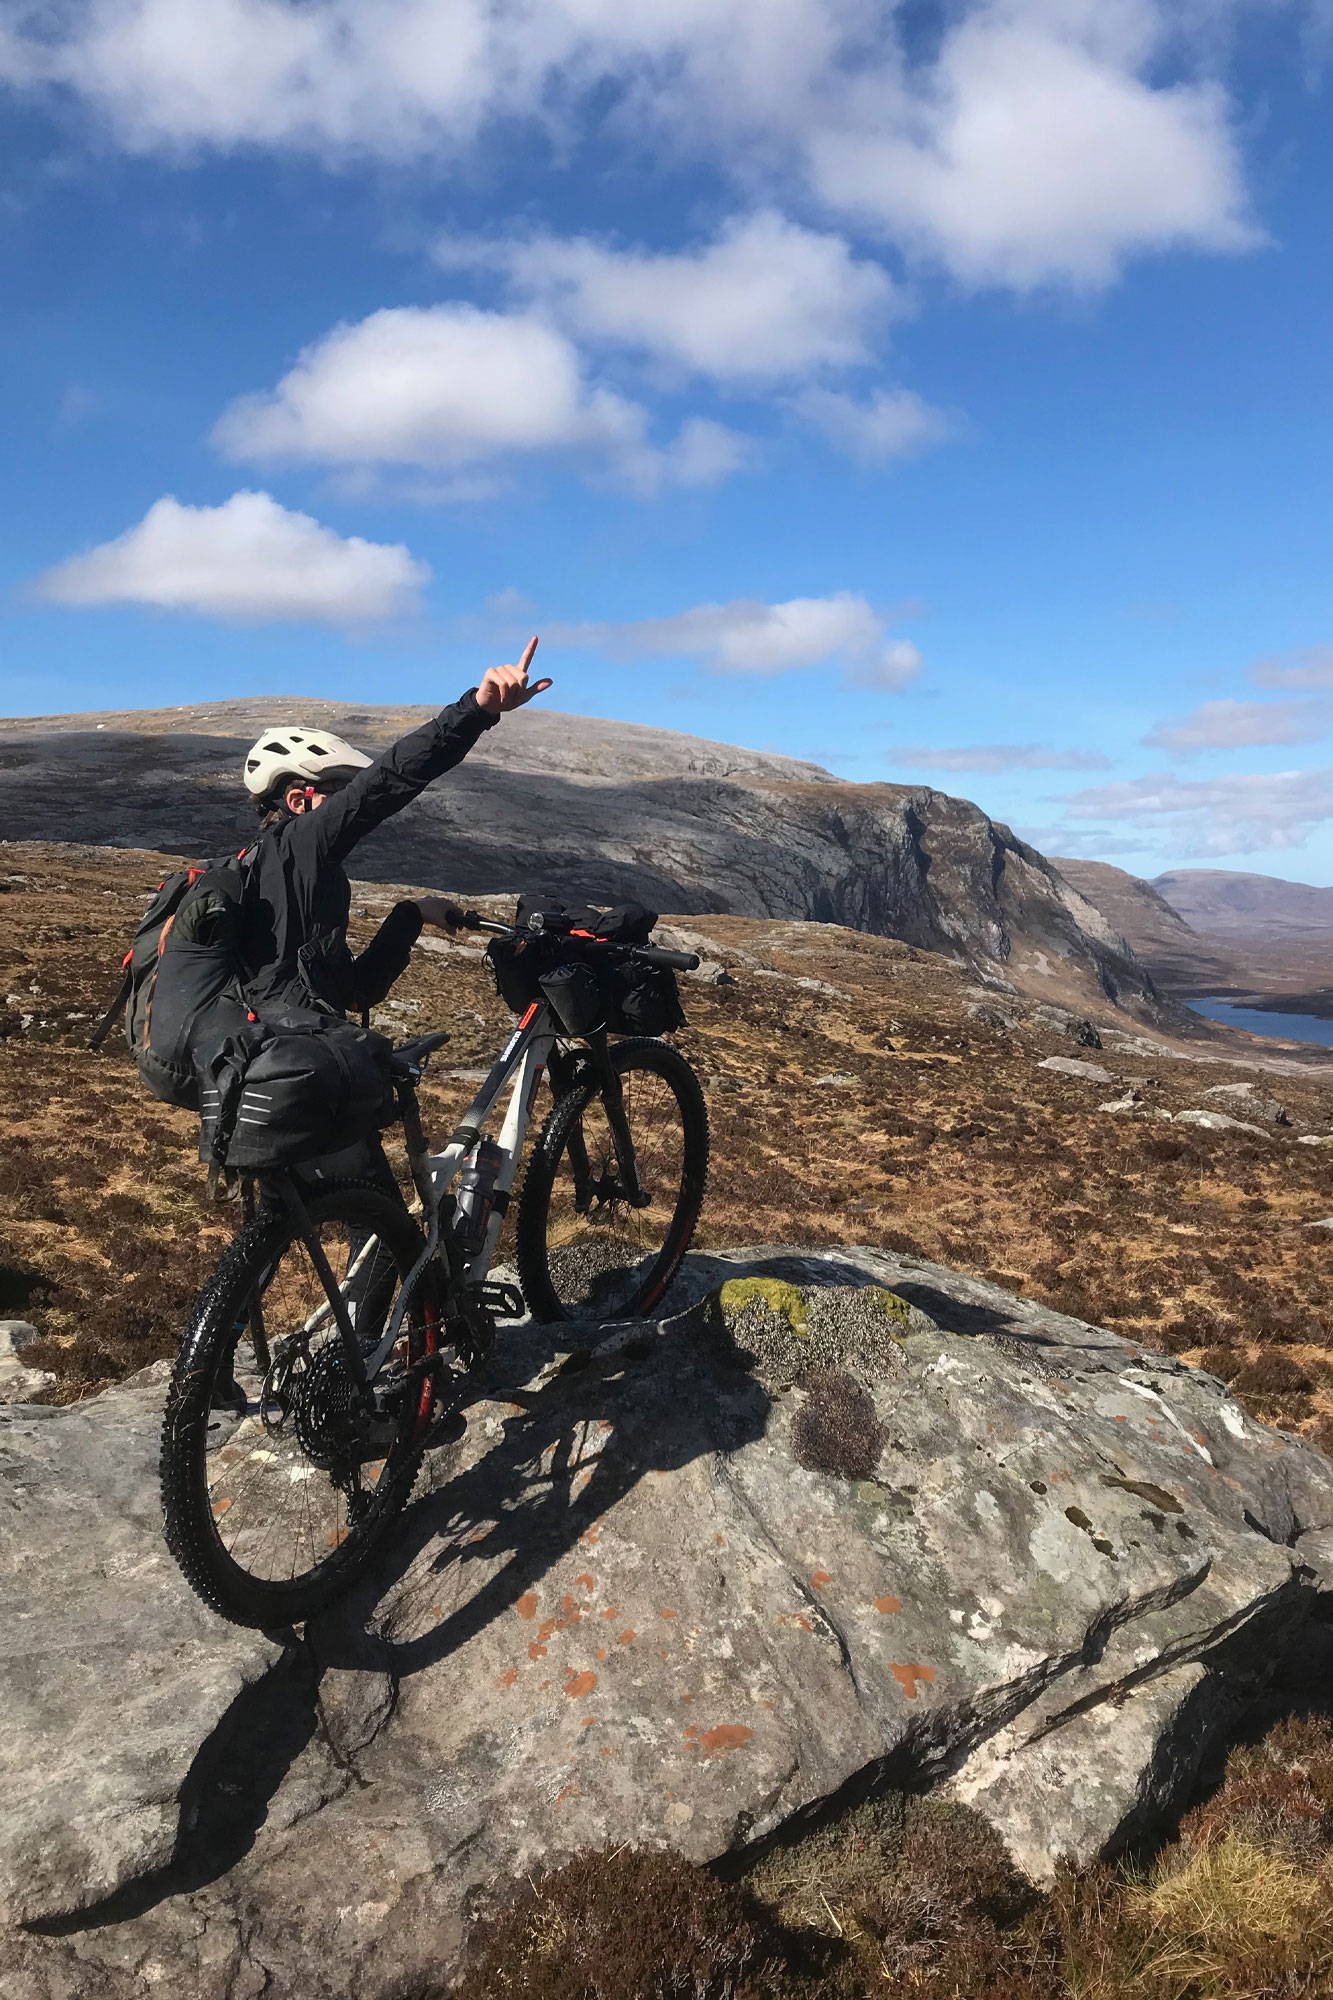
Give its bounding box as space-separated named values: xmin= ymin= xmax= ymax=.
xmin=196 ymin=1011 xmax=396 ymax=1173
xmin=486 ymin=896 xmax=686 ymax=1036
xmin=486 ymin=896 xmax=650 ymax=1014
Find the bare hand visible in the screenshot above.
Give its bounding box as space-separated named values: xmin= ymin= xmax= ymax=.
xmin=477 ymin=636 xmax=550 ymax=716
xmin=416 ymin=896 xmax=466 ymax=932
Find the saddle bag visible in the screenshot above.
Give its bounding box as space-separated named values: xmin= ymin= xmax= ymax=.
xmin=197 ymin=1012 xmax=396 ymax=1173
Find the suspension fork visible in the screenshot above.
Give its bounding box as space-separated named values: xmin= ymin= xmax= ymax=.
xmin=585 ymin=1031 xmax=647 ymax=1206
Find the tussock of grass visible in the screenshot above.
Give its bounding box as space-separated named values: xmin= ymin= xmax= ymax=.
xmin=449 ymin=1718 xmax=1333 ymax=2000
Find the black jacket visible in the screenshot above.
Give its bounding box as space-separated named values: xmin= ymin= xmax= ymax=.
xmin=239 ymin=690 xmax=497 ymax=1016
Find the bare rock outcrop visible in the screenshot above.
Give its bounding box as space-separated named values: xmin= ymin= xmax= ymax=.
xmin=0 ymin=701 xmax=1165 ymax=1018
xmin=4 ymin=1247 xmax=1331 ymax=1997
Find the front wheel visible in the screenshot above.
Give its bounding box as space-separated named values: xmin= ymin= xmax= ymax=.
xmin=516 ymin=1038 xmax=708 ymax=1324
xmin=160 ymin=1180 xmax=441 ymax=1628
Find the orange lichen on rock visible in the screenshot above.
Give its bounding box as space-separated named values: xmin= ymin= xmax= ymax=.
xmin=699 ymin=1725 xmax=753 ymax=1758
xmin=495 ymin=1667 xmax=518 ymax=1688
xmin=565 ymin=1670 xmax=597 ymax=1698
xmin=516 ymin=1592 xmax=538 ymax=1620
xmin=874 ymin=1594 xmax=902 ymax=1614
xmin=890 ymin=1663 xmax=936 ymax=1699
xmin=810 ymin=1570 xmax=833 ymax=1587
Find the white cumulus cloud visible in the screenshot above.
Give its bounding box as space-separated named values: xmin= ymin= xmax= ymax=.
xmin=439 ymin=211 xmax=898 ymax=385
xmin=1 ymin=1 xmax=1266 ymax=294
xmin=32 ymin=490 xmax=429 ymax=623
xmin=805 ymin=1 xmax=1259 ymax=289
xmin=214 ymin=303 xmax=744 ymax=491
xmin=1144 ymin=697 xmax=1333 ymax=755
xmin=555 ymin=592 xmax=921 ymax=687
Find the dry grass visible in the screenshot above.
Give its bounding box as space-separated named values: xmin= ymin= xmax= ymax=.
xmin=4 ymin=845 xmax=1333 ymax=1453
xmin=445 ymin=1721 xmax=1333 ymax=1998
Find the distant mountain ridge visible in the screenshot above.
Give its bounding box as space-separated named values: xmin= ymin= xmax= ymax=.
xmin=1153 ymin=869 xmax=1333 ymax=946
xmin=0 ymin=696 xmax=1166 ymax=1022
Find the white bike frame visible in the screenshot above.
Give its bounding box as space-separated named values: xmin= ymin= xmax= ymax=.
xmin=358 ymin=999 xmax=558 ymax=1380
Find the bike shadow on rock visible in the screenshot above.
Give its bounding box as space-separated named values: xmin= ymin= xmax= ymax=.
xmin=309 ymin=1245 xmax=1003 ymax=1686
xmin=309 ymin=1283 xmax=775 ymax=1682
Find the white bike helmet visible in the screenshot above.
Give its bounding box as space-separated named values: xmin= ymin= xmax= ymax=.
xmin=242 ymin=725 xmax=373 ymax=799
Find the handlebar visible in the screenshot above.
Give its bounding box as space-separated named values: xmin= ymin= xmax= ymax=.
xmin=455 ymin=910 xmax=699 ymax=972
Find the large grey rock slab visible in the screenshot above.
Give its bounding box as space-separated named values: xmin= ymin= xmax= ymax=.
xmin=4 ymin=1249 xmax=1332 ymax=1998
xmin=0 ymin=1366 xmax=282 ymax=1928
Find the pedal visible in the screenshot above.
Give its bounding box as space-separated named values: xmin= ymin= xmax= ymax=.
xmin=477 ymin=1281 xmax=525 ymax=1320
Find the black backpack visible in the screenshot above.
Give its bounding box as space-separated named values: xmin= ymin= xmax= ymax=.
xmin=91 ymin=848 xmax=260 ymax=1110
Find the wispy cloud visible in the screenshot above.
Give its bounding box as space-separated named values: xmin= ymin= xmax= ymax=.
xmin=553 ymin=593 xmax=921 ymax=687
xmin=1251 ymin=644 xmax=1333 ymax=691
xmin=1058 ymin=767 xmax=1333 ymax=856
xmin=32 ymin=490 xmax=428 ymax=624
xmin=1143 ymin=696 xmax=1333 ymax=754
xmin=888 ymin=743 xmax=1111 ymax=773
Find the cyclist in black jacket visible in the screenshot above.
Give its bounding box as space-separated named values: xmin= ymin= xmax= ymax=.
xmin=210 ymin=643 xmax=548 ymax=1412
xmin=238 ymin=638 xmax=547 ymax=1017
xmin=236 ymin=637 xmax=548 ymax=1186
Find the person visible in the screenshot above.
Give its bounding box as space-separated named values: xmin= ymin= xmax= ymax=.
xmin=235 ymin=636 xmax=549 ymax=1193
xmin=210 ymin=641 xmax=549 ymax=1415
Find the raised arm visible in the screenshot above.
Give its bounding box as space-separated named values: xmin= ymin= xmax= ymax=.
xmin=295 ymin=640 xmax=550 ymax=867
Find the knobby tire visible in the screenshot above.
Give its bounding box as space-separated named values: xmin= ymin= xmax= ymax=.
xmin=515 ymin=1037 xmax=709 ymax=1323
xmin=160 ymin=1179 xmax=436 ymax=1629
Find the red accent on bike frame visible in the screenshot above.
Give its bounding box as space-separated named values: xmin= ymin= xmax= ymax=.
xmin=518 ymin=1001 xmax=540 ymax=1028
xmin=413 ymin=1294 xmax=440 ymax=1440
xmin=639 ymin=1268 xmax=672 ymax=1315
xmin=121 ymin=949 xmax=133 ymax=969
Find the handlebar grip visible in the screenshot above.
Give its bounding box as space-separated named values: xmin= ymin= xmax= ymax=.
xmin=638 ymin=945 xmax=700 ymax=971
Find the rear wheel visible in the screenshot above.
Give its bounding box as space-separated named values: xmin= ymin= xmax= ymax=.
xmin=516 ymin=1038 xmax=708 ymax=1324
xmin=160 ymin=1181 xmax=442 ymax=1628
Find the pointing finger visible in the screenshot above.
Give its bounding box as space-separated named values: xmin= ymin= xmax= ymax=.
xmin=518 ymin=635 xmax=539 ymax=677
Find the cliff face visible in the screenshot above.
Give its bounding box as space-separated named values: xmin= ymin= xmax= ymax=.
xmin=1053 ymin=857 xmax=1242 ymax=992
xmin=0 ymin=699 xmax=1163 ymax=1019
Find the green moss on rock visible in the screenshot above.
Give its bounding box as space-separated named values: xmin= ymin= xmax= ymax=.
xmin=718 ymin=1276 xmax=811 ymax=1335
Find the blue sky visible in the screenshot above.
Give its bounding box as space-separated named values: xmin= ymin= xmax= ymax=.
xmin=3 ymin=1 xmax=1333 ymax=880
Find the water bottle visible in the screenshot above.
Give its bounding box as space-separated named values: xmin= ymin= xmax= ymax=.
xmin=453 ymin=1137 xmax=503 ymax=1255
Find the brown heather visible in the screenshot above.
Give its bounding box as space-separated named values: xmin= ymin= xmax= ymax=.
xmin=8 ymin=845 xmax=1330 ymax=1444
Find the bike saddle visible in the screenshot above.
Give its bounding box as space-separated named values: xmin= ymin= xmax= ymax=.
xmin=390 ymin=1030 xmax=450 ymax=1078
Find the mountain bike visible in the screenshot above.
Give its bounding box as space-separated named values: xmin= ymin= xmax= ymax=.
xmin=159 ymin=911 xmax=707 ymax=1629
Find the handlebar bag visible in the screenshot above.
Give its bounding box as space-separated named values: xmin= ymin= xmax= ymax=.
xmin=197 ymin=1011 xmax=396 ymax=1172
xmin=600 ymin=960 xmax=686 ymax=1037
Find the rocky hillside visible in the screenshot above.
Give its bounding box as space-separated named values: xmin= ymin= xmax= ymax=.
xmin=0 ymin=698 xmax=1166 ymax=1020
xmin=1053 ymin=856 xmax=1242 ymax=991
xmin=1155 ymin=867 xmax=1333 ymax=942
xmin=5 ymin=842 xmax=1333 ymax=1996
